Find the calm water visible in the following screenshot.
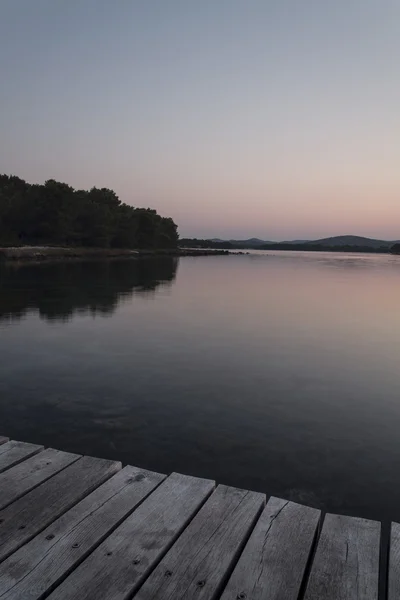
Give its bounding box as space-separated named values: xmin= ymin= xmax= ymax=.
xmin=1 ymin=251 xmax=400 ymax=521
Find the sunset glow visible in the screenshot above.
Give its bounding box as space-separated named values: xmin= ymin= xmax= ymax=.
xmin=1 ymin=1 xmax=399 ymax=239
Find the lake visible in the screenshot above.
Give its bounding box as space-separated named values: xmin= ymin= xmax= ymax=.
xmin=1 ymin=251 xmax=400 ymax=522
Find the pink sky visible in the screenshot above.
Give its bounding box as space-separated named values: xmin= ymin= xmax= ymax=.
xmin=1 ymin=1 xmax=399 ymax=240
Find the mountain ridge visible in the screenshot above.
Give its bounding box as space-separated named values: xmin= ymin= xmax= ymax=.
xmin=208 ymin=235 xmax=398 ymax=248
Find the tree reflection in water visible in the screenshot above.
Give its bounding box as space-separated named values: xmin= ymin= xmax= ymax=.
xmin=0 ymin=258 xmax=178 ymax=323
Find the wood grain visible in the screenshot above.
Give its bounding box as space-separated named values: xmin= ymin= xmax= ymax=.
xmin=0 ymin=465 xmax=165 ymax=600
xmin=47 ymin=472 xmax=215 ymax=600
xmin=136 ymin=484 xmax=265 ymax=600
xmin=0 ymin=448 xmax=79 ymax=510
xmin=388 ymin=521 xmax=400 ymax=599
xmin=0 ymin=440 xmax=43 ymax=473
xmin=305 ymin=513 xmax=380 ymax=600
xmin=221 ymin=496 xmax=321 ymax=600
xmin=0 ymin=455 xmax=120 ymax=562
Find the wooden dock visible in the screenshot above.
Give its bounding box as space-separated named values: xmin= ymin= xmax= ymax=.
xmin=0 ymin=435 xmax=394 ymax=599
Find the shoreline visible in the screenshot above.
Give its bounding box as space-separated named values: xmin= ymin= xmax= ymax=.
xmin=0 ymin=246 xmax=238 ymax=263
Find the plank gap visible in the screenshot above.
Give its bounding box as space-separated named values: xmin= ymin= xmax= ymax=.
xmin=297 ymin=511 xmax=326 ymax=600
xmin=0 ymin=456 xmax=120 ymax=564
xmin=0 ymin=449 xmax=80 ymax=511
xmin=380 ymin=520 xmax=390 ymax=600
xmin=213 ymin=492 xmax=266 ymax=600
xmin=0 ymin=441 xmax=44 ymax=474
xmin=46 ymin=473 xmax=215 ymax=600
xmin=0 ymin=467 xmax=166 ymax=600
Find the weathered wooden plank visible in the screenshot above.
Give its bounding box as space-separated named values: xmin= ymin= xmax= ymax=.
xmin=0 ymin=465 xmax=165 ymax=600
xmin=0 ymin=440 xmax=41 ymax=458
xmin=0 ymin=440 xmax=43 ymax=473
xmin=47 ymin=472 xmax=215 ymax=600
xmin=135 ymin=484 xmax=265 ymax=600
xmin=305 ymin=513 xmax=380 ymax=600
xmin=0 ymin=437 xmax=8 ymax=446
xmin=0 ymin=455 xmax=120 ymax=562
xmin=0 ymin=448 xmax=79 ymax=510
xmin=220 ymin=496 xmax=321 ymax=600
xmin=388 ymin=521 xmax=400 ymax=599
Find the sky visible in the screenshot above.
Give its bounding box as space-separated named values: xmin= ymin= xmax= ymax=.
xmin=1 ymin=1 xmax=399 ymax=240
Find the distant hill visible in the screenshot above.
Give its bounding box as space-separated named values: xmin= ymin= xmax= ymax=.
xmin=281 ymin=239 xmax=310 ymax=244
xmin=209 ymin=238 xmax=272 ymax=247
xmin=307 ymin=236 xmax=392 ymax=248
xmin=228 ymin=238 xmax=272 ymax=247
xmin=206 ymin=235 xmax=397 ymax=248
xmin=207 ymin=235 xmax=397 ymax=248
xmin=180 ymin=235 xmax=399 ymax=252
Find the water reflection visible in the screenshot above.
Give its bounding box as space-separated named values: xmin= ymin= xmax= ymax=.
xmin=0 ymin=258 xmax=178 ymax=323
xmin=246 ymin=250 xmax=400 ymax=271
xmin=2 ymin=252 xmax=400 ymax=524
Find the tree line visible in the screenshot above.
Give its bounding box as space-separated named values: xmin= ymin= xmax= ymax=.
xmin=0 ymin=174 xmax=178 ymax=248
xmin=179 ymin=238 xmax=394 ymax=253
xmin=179 ymin=238 xmax=235 ymax=249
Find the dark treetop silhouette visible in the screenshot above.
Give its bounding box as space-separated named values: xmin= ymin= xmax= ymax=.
xmin=0 ymin=175 xmax=178 ymax=249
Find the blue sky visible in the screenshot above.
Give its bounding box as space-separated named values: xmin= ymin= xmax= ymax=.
xmin=1 ymin=1 xmax=399 ymax=239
